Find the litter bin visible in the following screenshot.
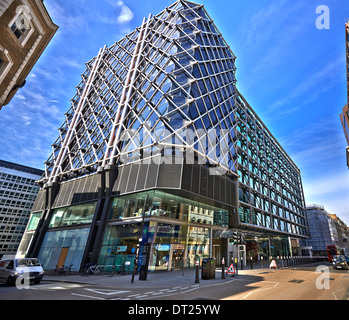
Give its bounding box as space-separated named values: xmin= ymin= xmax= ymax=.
xmin=202 ymin=258 xmax=216 ymax=280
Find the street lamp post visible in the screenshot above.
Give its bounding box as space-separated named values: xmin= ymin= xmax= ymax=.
xmin=131 ymin=236 xmax=142 ymax=284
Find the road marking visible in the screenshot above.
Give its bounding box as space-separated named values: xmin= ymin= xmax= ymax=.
xmin=332 ymin=288 xmax=344 ymax=300
xmin=240 ymin=281 xmax=279 ymax=300
xmin=31 ymin=283 xmax=85 ymax=291
xmin=84 ymin=288 xmax=130 ymax=296
xmin=71 ymin=293 xmax=105 ymax=300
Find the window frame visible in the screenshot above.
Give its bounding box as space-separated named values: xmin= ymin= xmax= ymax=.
xmin=8 ymin=5 xmax=34 ymax=47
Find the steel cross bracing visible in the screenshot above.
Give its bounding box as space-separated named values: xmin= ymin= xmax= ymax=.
xmin=41 ymin=0 xmax=239 ymax=186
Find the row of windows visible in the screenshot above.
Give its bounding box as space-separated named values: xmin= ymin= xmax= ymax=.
xmin=0 ymin=234 xmax=22 ymax=242
xmin=0 ymin=173 xmax=38 ymax=186
xmin=237 ymin=137 xmax=302 ymax=192
xmin=0 ymin=190 xmax=38 ymax=201
xmin=0 ymin=181 xmax=39 ymax=193
xmin=0 ymin=225 xmax=26 ymax=233
xmin=238 ymin=165 xmax=304 ymax=208
xmin=236 ymin=127 xmax=301 ymax=188
xmin=0 ymin=208 xmax=30 ymax=216
xmin=238 ymin=160 xmax=303 ymax=205
xmin=239 ymin=186 xmax=305 ymax=220
xmin=0 ymin=244 xmax=19 ymax=251
xmin=0 ymin=198 xmax=34 ymax=209
xmin=238 ymin=205 xmax=309 ymax=237
xmin=235 ymin=97 xmax=308 ymax=235
xmin=236 ymin=102 xmax=300 ymax=182
xmin=0 ymin=216 xmax=28 ymax=225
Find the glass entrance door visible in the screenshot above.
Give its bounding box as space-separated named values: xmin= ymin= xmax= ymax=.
xmin=172 ymin=247 xmax=185 ymax=269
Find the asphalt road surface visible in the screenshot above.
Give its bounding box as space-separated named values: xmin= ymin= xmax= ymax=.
xmin=0 ymin=263 xmax=347 ymax=301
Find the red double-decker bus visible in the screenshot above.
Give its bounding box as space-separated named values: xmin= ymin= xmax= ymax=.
xmin=327 ymin=245 xmax=339 ymax=262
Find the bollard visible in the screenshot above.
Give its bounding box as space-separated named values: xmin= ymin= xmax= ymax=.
xmin=195 ymin=260 xmax=200 ymax=284
xmin=240 ymin=256 xmax=244 ymax=270
xmin=250 ymin=256 xmax=253 ymax=269
xmin=261 ymin=256 xmax=264 ymax=269
xmin=221 ymin=257 xmax=225 ymax=279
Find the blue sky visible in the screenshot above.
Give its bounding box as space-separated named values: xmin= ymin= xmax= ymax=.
xmin=1 ymin=0 xmax=349 ymax=224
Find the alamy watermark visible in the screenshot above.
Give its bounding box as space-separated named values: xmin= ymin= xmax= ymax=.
xmin=316 ymin=5 xmax=330 ymax=30
xmin=315 ymin=265 xmax=330 ymax=290
xmin=15 ymin=266 xmax=30 ymax=290
xmin=119 ymin=123 xmax=234 ymax=176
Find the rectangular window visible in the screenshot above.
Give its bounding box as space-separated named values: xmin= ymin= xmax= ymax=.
xmin=49 ymin=202 xmax=97 ymax=228
xmin=11 ymin=14 xmax=30 ymax=40
xmin=27 ymin=212 xmax=42 ymax=231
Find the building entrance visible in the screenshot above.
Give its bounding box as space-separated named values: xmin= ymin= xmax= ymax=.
xmin=171 ymin=245 xmax=185 ymax=269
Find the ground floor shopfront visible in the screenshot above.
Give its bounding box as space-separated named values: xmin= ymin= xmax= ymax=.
xmin=34 ymin=221 xmax=295 ymax=273
xmin=97 ymin=221 xmax=215 ymax=272
xmin=34 ymin=219 xmax=229 ymax=272
xmin=21 ymin=189 xmax=297 ymax=272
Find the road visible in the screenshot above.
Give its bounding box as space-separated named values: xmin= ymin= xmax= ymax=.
xmin=0 ymin=263 xmax=348 ymax=301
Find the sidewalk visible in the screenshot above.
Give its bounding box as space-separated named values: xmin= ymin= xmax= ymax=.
xmin=43 ymin=262 xmax=281 ymax=289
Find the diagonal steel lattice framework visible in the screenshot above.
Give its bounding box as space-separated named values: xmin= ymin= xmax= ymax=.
xmin=42 ymin=0 xmax=239 ymax=186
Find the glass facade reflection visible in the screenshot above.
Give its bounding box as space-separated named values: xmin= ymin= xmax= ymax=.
xmin=98 ymin=221 xmax=211 ymax=272
xmin=37 ymin=228 xmax=90 ymax=270
xmin=27 ymin=212 xmax=42 ymax=231
xmin=49 ymin=202 xmax=97 ymax=228
xmin=236 ymin=95 xmax=309 ymax=237
xmin=109 ymin=190 xmax=229 ymax=227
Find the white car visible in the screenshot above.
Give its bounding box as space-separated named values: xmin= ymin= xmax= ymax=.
xmin=0 ymin=258 xmax=44 ymax=285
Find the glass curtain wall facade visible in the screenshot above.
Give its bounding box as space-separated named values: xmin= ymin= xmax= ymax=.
xmin=235 ymin=94 xmax=309 ymax=238
xmin=18 ymin=0 xmax=309 ymax=272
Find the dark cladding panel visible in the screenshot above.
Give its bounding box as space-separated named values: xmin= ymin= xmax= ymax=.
xmin=219 ymin=178 xmax=225 ymax=203
xmin=207 ymin=174 xmax=214 ymax=199
xmin=157 ymin=163 xmax=182 ymax=189
xmin=145 ymin=163 xmax=159 ymax=189
xmin=136 ymin=163 xmax=147 ymax=191
xmin=112 ymin=166 xmax=123 ymax=193
xmin=52 ymin=182 xmax=65 ymax=208
xmin=72 ymin=177 xmax=86 ymax=204
xmin=199 ymin=166 xmax=207 ymax=196
xmin=225 ymin=180 xmax=231 ymax=205
xmin=31 ymin=189 xmax=46 ymax=212
xmin=119 ymin=165 xmax=131 ymax=194
xmin=126 ymin=163 xmax=140 ymax=193
xmin=191 ymin=164 xmax=200 ymax=194
xmin=79 ymin=177 xmax=91 ymax=202
xmin=89 ymin=173 xmax=101 ymax=199
xmin=181 ymin=164 xmax=192 ymax=191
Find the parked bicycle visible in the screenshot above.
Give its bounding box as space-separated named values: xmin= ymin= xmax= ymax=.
xmin=107 ymin=262 xmax=131 ymax=277
xmin=48 ymin=264 xmax=74 ymax=276
xmin=80 ymin=264 xmax=101 ymax=276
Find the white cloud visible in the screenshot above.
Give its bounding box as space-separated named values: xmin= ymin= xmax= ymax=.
xmin=303 ymin=171 xmax=349 ymax=225
xmin=117 ymin=2 xmax=134 ymax=24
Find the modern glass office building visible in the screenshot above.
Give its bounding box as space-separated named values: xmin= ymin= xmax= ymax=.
xmin=18 ymin=0 xmax=309 ymax=272
xmin=0 ymin=160 xmax=43 ymax=258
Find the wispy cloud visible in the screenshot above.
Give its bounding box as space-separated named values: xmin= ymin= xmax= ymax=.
xmin=116 ymin=1 xmax=134 ymax=24
xmin=278 ymin=117 xmax=344 ymax=169
xmin=267 ymin=56 xmax=344 ymax=115
xmin=303 ymin=170 xmax=349 ymax=225
xmin=45 ymin=2 xmax=88 ymax=34
xmin=244 ymin=0 xmax=288 ymax=47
